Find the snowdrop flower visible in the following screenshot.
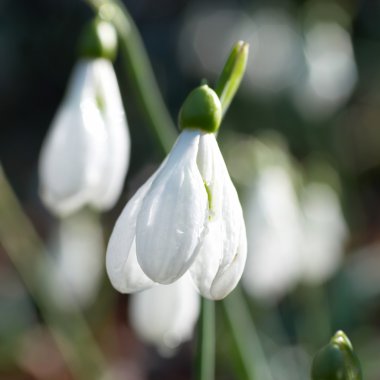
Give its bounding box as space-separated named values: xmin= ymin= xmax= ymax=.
xmin=39 ymin=20 xmax=130 ymax=216
xmin=242 ymin=146 xmax=347 ymax=301
xmin=106 ymin=85 xmax=247 ymax=300
xmin=129 ymin=275 xmax=200 ymax=355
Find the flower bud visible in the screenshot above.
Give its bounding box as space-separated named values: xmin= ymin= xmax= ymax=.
xmin=179 ymin=85 xmax=222 ymax=133
xmin=311 ymin=331 xmax=362 ymax=380
xmin=77 ymin=19 xmax=118 ymax=61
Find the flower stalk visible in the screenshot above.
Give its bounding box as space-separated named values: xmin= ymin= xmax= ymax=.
xmin=195 ymin=297 xmax=215 ymax=380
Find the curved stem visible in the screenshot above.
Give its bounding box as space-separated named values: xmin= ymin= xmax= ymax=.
xmin=195 ymin=297 xmax=215 ymax=380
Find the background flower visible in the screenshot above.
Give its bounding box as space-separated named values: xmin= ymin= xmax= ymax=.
xmin=129 ymin=275 xmax=200 ymax=355
xmin=39 ymin=58 xmax=130 ymax=216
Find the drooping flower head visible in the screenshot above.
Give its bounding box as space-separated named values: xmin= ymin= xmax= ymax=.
xmin=39 ymin=19 xmax=130 ymax=216
xmin=106 ymin=85 xmax=247 ymax=300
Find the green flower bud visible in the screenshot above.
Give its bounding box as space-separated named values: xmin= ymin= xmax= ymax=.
xmin=179 ymin=85 xmax=222 ymax=133
xmin=77 ymin=19 xmax=118 ymax=61
xmin=311 ymin=331 xmax=362 ymax=380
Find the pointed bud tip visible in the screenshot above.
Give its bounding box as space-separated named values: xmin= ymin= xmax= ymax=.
xmin=77 ymin=18 xmax=118 ymax=61
xmin=311 ymin=331 xmax=362 ymax=380
xmin=179 ymin=84 xmax=222 ymax=133
xmin=331 ymin=330 xmax=353 ymax=351
xmin=236 ymin=40 xmax=249 ymax=52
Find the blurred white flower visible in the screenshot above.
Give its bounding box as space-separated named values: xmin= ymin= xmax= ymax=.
xmin=129 ymin=275 xmax=200 ymax=355
xmin=245 ymin=8 xmax=303 ymax=95
xmin=293 ymin=22 xmax=357 ymax=120
xmin=300 ymin=183 xmax=347 ymax=285
xmin=39 ymin=58 xmax=130 ymax=216
xmin=178 ymin=5 xmax=302 ymax=96
xmin=47 ymin=210 xmax=104 ymax=310
xmin=242 ymin=166 xmax=303 ymax=301
xmin=242 ymin=160 xmax=347 ymax=302
xmin=106 ymin=128 xmax=246 ymax=300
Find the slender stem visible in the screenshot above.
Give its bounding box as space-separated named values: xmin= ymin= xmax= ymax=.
xmin=0 ymin=166 xmax=108 ymax=380
xmin=222 ymin=286 xmax=274 ymax=380
xmin=84 ymin=0 xmax=177 ymax=154
xmin=195 ymin=297 xmax=215 ymax=380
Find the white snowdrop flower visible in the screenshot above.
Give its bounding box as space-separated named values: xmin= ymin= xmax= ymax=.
xmin=39 ymin=20 xmax=130 ymax=216
xmin=129 ymin=275 xmax=200 ymax=355
xmin=242 ymin=166 xmax=303 ymax=302
xmin=300 ymin=183 xmax=347 ymax=285
xmin=47 ymin=210 xmax=104 ymax=310
xmin=106 ymin=85 xmax=247 ymax=300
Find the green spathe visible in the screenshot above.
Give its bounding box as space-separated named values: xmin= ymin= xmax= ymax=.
xmin=311 ymin=331 xmax=362 ymax=380
xmin=179 ymin=85 xmax=222 ymax=133
xmin=78 ymin=19 xmax=118 ymax=61
xmin=215 ymin=41 xmax=249 ymax=116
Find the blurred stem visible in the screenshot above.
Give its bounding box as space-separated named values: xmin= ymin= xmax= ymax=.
xmin=222 ymin=286 xmax=274 ymax=380
xmin=215 ymin=41 xmax=249 ymax=117
xmin=0 ymin=166 xmax=108 ymax=380
xmin=195 ymin=297 xmax=215 ymax=380
xmin=84 ymin=0 xmax=177 ymax=154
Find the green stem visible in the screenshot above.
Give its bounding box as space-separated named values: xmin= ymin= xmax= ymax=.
xmin=222 ymin=286 xmax=274 ymax=380
xmin=84 ymin=0 xmax=177 ymax=154
xmin=0 ymin=166 xmax=108 ymax=379
xmin=195 ymin=297 xmax=215 ymax=380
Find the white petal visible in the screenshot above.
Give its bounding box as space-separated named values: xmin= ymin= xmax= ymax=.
xmin=136 ymin=129 xmax=208 ymax=284
xmin=39 ymin=60 xmax=108 ymax=216
xmin=89 ymin=59 xmax=131 ymax=210
xmin=106 ymin=176 xmax=156 ymax=293
xmin=129 ymin=274 xmax=200 ymax=354
xmin=210 ymin=221 xmax=247 ymax=299
xmin=190 ymin=133 xmax=247 ymax=300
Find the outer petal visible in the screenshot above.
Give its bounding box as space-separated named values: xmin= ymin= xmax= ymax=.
xmin=190 ymin=133 xmax=247 ymax=300
xmin=39 ymin=60 xmax=108 ymax=216
xmin=106 ymin=175 xmax=156 ymax=293
xmin=89 ymin=59 xmax=131 ymax=210
xmin=136 ymin=129 xmax=208 ymax=284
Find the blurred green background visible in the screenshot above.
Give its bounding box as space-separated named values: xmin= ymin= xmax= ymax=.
xmin=2 ymin=0 xmax=380 ymax=379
